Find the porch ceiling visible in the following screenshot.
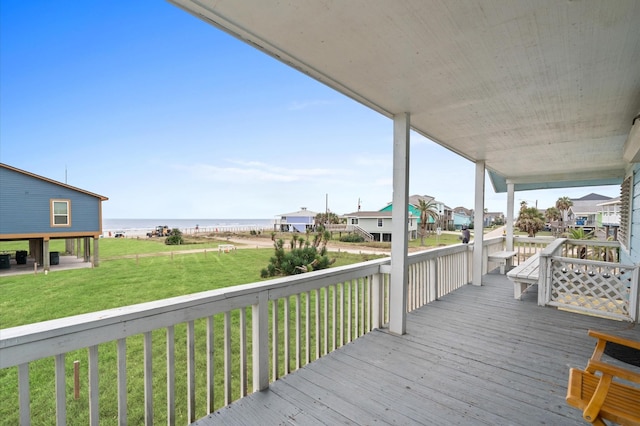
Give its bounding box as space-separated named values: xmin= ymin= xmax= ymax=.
xmin=170 ymin=0 xmax=640 ymax=192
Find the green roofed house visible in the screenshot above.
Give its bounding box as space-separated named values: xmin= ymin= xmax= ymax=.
xmin=380 ymin=194 xmax=453 ymax=231
xmin=0 ymin=163 xmax=108 ymax=271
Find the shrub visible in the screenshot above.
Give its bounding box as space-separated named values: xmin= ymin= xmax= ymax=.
xmin=165 ymin=229 xmax=184 ymax=245
xmin=261 ymin=236 xmax=334 ymax=277
xmin=339 ymin=234 xmax=365 ymax=243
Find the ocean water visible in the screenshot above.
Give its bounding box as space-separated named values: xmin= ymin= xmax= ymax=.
xmin=103 ymin=218 xmax=274 ymax=236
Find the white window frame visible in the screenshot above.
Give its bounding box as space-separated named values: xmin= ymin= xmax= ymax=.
xmin=377 ymin=218 xmax=383 ymax=227
xmin=51 ymin=199 xmax=71 ymax=227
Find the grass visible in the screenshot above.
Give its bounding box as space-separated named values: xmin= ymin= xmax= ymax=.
xmin=0 ymin=238 xmax=383 ymax=425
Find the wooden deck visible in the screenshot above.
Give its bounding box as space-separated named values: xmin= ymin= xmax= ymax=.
xmin=194 ymin=273 xmax=640 ymax=425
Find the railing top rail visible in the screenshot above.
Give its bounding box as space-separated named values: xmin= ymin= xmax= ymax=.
xmin=564 ymin=239 xmax=621 ymax=248
xmin=408 ymin=243 xmax=469 ymax=264
xmin=550 ymin=256 xmax=639 ymax=270
xmin=513 ymin=236 xmax=555 ymax=243
xmin=541 ymin=238 xmax=567 ymax=256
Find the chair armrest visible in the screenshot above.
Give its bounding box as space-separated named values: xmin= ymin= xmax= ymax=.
xmin=586 ymin=359 xmax=640 ymax=385
xmin=588 ymin=329 xmax=640 ymax=363
xmin=582 ymin=372 xmax=613 ymax=424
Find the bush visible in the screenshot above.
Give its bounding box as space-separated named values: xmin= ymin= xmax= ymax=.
xmin=339 ymin=234 xmax=365 ymax=243
xmin=261 ymin=236 xmax=333 ymax=277
xmin=165 ymin=229 xmax=184 ymax=245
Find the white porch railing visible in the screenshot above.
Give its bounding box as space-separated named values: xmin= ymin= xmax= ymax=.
xmin=0 ymin=244 xmax=471 ymax=425
xmin=538 ymin=239 xmax=640 ymax=322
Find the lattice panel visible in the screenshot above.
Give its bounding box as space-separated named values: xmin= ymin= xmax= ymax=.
xmin=549 ymin=259 xmax=631 ymax=317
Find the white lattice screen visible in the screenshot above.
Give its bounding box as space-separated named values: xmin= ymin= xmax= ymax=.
xmin=548 ymin=257 xmax=636 ymax=321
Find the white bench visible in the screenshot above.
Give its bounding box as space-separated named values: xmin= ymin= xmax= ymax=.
xmin=487 ymin=250 xmax=517 ymax=274
xmin=507 ymin=253 xmax=540 ymax=299
xmin=218 ymin=244 xmax=236 ymax=253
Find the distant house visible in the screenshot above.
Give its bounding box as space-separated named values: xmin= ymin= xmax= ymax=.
xmin=275 ymin=207 xmax=318 ymax=233
xmin=483 ymin=211 xmax=504 ymax=227
xmin=380 ymin=194 xmax=452 ymax=231
xmin=568 ymin=193 xmax=613 ymax=230
xmin=0 ymin=163 xmax=108 ymax=270
xmin=598 ymin=197 xmax=621 ymax=239
xmin=452 ymin=207 xmax=473 ymax=230
xmin=343 ymin=211 xmax=417 ymax=242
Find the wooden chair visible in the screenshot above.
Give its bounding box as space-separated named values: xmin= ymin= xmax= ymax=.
xmin=566 ymin=330 xmax=640 ymax=425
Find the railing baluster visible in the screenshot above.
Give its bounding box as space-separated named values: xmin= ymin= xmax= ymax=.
xmin=323 ymin=287 xmax=328 ymax=356
xmin=354 ymin=279 xmax=359 ymax=337
xmin=88 ymin=345 xmax=99 ymax=426
xmin=314 ymin=289 xmax=320 ymax=360
xmin=347 ymin=280 xmax=352 ymax=343
xmin=339 ymin=282 xmax=344 ymax=346
xmin=272 ymin=299 xmax=279 ymax=380
xmin=240 ymin=307 xmax=247 ymax=397
xmin=55 ymin=353 xmax=66 ymax=426
xmin=224 ymin=311 xmax=231 ymax=405
xmin=143 ymin=331 xmax=153 ymax=426
xmin=187 ymin=320 xmax=196 ymax=422
xmin=284 ymin=297 xmax=290 ymax=375
xmin=331 ymin=285 xmax=337 ymax=351
xmin=117 ymin=338 xmax=127 ymax=425
xmin=206 ymin=316 xmax=214 ymax=412
xmin=295 ymin=294 xmax=301 ymax=370
xmin=167 ymin=326 xmax=176 ymax=426
xmin=18 ymin=363 xmax=30 ymax=425
xmin=305 ymin=291 xmax=310 ymax=365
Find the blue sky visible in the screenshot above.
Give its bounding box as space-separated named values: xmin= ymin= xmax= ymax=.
xmin=0 ymin=1 xmax=619 ymax=219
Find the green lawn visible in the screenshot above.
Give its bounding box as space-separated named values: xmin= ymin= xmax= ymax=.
xmin=0 ymin=239 xmax=383 ymax=425
xmin=0 ymin=239 xmax=378 ymax=328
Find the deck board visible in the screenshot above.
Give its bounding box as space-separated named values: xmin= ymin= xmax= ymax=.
xmin=194 ymin=273 xmax=640 ymax=425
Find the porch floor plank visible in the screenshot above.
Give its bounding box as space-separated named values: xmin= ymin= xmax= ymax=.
xmin=193 ymin=273 xmax=640 ymax=425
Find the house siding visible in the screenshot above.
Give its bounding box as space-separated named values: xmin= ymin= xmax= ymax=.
xmin=0 ymin=167 xmax=102 ymax=235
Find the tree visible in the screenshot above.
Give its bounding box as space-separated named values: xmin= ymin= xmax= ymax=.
xmin=315 ymin=212 xmax=341 ymax=226
xmin=545 ymin=207 xmax=561 ymax=222
xmin=555 ymin=196 xmax=573 ymax=232
xmin=417 ymin=199 xmax=439 ymax=246
xmin=515 ymin=202 xmax=545 ymax=237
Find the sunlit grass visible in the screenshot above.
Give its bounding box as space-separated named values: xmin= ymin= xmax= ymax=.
xmin=0 ymin=239 xmax=383 ymax=425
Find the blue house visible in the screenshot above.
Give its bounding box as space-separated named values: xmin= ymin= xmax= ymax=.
xmin=275 ymin=207 xmax=318 ymax=233
xmin=0 ymin=163 xmax=108 ymax=270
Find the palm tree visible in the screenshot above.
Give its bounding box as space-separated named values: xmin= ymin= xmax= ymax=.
xmin=417 ymin=199 xmax=439 ymax=246
xmin=545 ymin=206 xmax=561 ymax=234
xmin=555 ymin=196 xmax=573 ymax=232
xmin=515 ymin=201 xmax=545 ymax=237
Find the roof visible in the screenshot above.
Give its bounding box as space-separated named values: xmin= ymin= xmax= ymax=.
xmin=571 ymin=193 xmax=614 ymax=202
xmin=567 ymin=193 xmax=613 ymax=214
xmin=170 ymin=0 xmax=640 ymax=194
xmin=1 ymin=163 xmax=108 ymax=201
xmin=278 ymin=208 xmax=318 ymax=217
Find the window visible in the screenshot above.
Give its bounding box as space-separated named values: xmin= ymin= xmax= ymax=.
xmin=51 ymin=199 xmax=71 ymax=226
xmin=377 ymin=218 xmax=383 ymax=227
xmin=350 ymin=218 xmax=359 ymax=225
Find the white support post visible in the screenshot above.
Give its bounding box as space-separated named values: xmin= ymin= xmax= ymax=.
xmin=506 ymin=182 xmax=515 ymax=251
xmin=389 ymin=112 xmax=410 ymax=335
xmin=472 ymin=161 xmax=485 ymax=286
